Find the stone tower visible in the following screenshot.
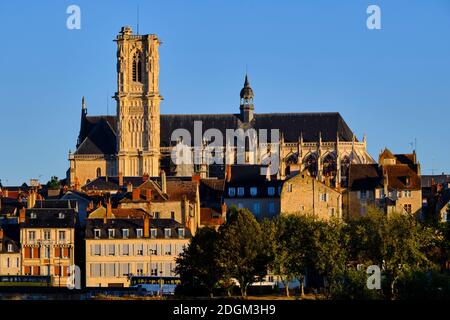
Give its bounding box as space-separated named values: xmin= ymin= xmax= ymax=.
xmin=114 ymin=26 xmax=162 ymax=177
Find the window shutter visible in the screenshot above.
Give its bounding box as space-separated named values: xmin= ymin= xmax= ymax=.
xmin=357 ymin=191 xmax=361 ymax=199
xmin=55 ymin=247 xmax=60 ymax=258
xmin=25 ymin=247 xmax=31 ymax=258
xmin=55 ymin=265 xmax=61 ymax=276
xmin=90 ymin=245 xmax=94 ymax=256
xmin=63 ymin=247 xmax=69 ymax=258
xmin=33 ymin=247 xmax=39 ymax=259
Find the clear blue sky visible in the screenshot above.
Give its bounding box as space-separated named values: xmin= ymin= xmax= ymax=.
xmin=0 ymin=0 xmax=449 ymax=185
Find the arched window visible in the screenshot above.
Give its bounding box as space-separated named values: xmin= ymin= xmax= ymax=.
xmin=132 ymin=52 xmax=142 ymax=83
xmin=96 ymin=167 xmax=101 ymax=178
xmin=304 ymin=153 xmax=318 ymax=177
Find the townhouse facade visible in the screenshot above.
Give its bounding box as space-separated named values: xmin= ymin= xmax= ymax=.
xmin=347 ymin=148 xmax=422 ymax=218
xmin=0 ymin=225 xmax=21 ymax=275
xmin=85 ymin=213 xmax=190 ymax=287
xmin=19 ymin=207 xmax=77 ymax=286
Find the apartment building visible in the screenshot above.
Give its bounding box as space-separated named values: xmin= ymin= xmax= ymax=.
xmin=19 ymin=207 xmax=77 ymax=286
xmin=85 ymin=212 xmax=191 ymax=287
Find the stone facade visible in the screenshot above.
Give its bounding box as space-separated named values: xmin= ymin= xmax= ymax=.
xmin=68 ymin=26 xmax=374 ymax=188
xmin=346 ymin=149 xmax=422 ymax=218
xmin=280 ymin=171 xmax=342 ymax=220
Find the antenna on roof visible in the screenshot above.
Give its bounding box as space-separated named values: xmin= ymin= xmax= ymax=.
xmin=137 ymin=4 xmax=140 ymax=35
xmin=106 ymin=92 xmax=109 ymax=116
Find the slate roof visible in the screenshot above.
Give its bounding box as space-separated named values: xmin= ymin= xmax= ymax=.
xmin=75 ymin=116 xmax=117 ymax=155
xmin=160 ymin=112 xmax=355 ymax=146
xmin=21 ymin=208 xmax=77 ymax=228
xmin=75 ymin=111 xmax=356 ymax=155
xmin=421 ymin=174 xmax=450 ymax=188
xmin=0 ymin=224 xmax=20 ymax=253
xmin=226 ymin=165 xmax=278 ymax=184
xmin=85 ymin=218 xmax=192 ymax=239
xmin=34 ymin=200 xmax=78 ymax=210
xmin=348 ymin=164 xmax=384 ymax=191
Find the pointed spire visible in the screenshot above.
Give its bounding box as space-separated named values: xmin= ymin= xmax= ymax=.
xmin=82 ymin=96 xmax=86 ymax=110
xmin=244 ymin=74 xmax=250 ymax=87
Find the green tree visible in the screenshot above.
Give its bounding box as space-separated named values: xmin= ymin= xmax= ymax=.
xmin=345 ymin=207 xmax=440 ymax=299
xmin=218 ymin=207 xmax=269 ymax=297
xmin=310 ymin=219 xmax=348 ymax=297
xmin=46 ymin=176 xmax=60 ymax=189
xmin=263 ymin=216 xmax=301 ymax=297
xmin=175 ymin=227 xmax=222 ymax=297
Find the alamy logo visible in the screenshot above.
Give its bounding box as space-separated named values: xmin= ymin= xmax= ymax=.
xmin=366 ymin=5 xmax=381 ymax=30
xmin=66 ymin=264 xmax=81 ymax=290
xmin=66 ymin=5 xmax=81 ymax=30
xmin=366 ymin=265 xmax=381 ymax=290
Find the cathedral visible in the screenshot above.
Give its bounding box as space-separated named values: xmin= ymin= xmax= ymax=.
xmin=68 ymin=26 xmax=373 ymax=188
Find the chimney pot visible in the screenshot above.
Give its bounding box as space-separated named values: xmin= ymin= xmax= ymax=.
xmin=127 ymin=182 xmax=133 ymax=193
xmin=144 ymin=214 xmax=150 ymax=238
xmin=106 ymin=200 xmax=112 ymax=219
xmin=19 ymin=207 xmax=26 ymax=223
xmin=119 ymin=172 xmax=124 ymax=187
xmin=146 ymin=189 xmax=152 ymax=201
xmin=132 ymin=188 xmax=140 ymax=201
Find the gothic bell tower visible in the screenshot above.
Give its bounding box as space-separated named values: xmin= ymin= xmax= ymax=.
xmin=114 ymin=26 xmax=162 ymax=177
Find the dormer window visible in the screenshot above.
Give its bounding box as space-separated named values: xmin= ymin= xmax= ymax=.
xmin=268 ymin=187 xmax=275 ymax=196
xmin=30 ymin=212 xmax=37 ymax=219
xmin=178 ymin=228 xmax=185 ymax=238
xmin=228 ymin=188 xmax=236 ymax=197
xmin=58 ymin=212 xmax=65 ymax=219
xmin=237 ymin=187 xmax=245 ymax=197
xmin=164 ymin=228 xmax=171 ymax=238
xmin=150 ymin=228 xmax=157 ymax=239
xmin=405 ymin=177 xmax=411 ymax=187
xmin=136 ymin=228 xmax=143 ymax=238
xmin=122 ymin=229 xmax=129 ymax=239
xmin=7 ymin=244 xmax=13 ymax=252
xmin=108 ymin=229 xmax=115 ymax=239
xmin=94 ymin=229 xmax=101 ymax=239
xmin=250 ymin=187 xmax=257 ymax=196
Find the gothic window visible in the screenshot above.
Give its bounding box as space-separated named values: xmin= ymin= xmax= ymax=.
xmin=340 ymin=156 xmax=351 ymax=187
xmin=285 ymin=153 xmax=299 ymax=176
xmin=132 ymin=52 xmax=142 ymax=83
xmin=322 ymin=153 xmax=337 ymax=180
xmin=304 ymin=153 xmax=318 ymax=177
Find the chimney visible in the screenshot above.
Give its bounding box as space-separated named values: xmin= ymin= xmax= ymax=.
xmin=127 ymin=182 xmax=133 ymax=193
xmin=106 ymin=199 xmax=112 ymax=219
xmin=160 ymin=170 xmax=167 ymax=194
xmin=144 ymin=214 xmax=150 ymax=238
xmin=146 ymin=189 xmax=152 ymax=201
xmin=27 ymin=190 xmax=36 ymax=209
xmin=221 ymin=202 xmax=227 ymax=216
xmin=132 ymin=188 xmax=140 ymax=201
xmin=226 ymin=165 xmax=232 ymax=182
xmin=19 ymin=207 xmax=26 ymax=223
xmin=118 ymin=172 xmax=124 ymax=187
xmin=191 ymin=174 xmax=201 ymax=184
